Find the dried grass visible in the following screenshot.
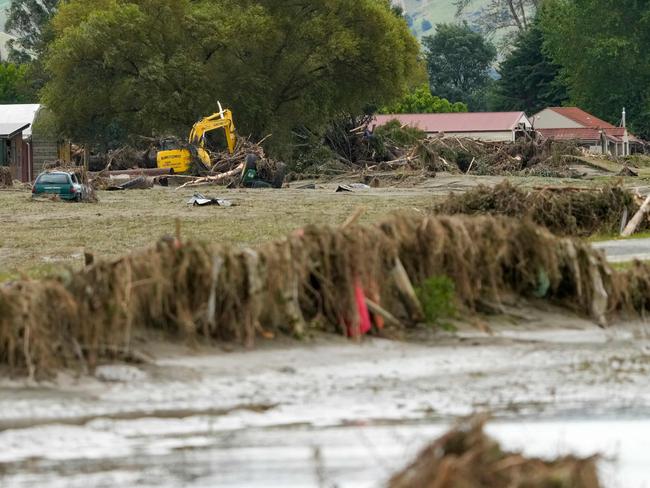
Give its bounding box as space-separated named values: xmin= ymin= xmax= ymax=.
xmin=435 ymin=181 xmax=640 ymax=237
xmin=388 ymin=416 xmax=601 ymax=488
xmin=0 ymin=214 xmax=647 ymax=376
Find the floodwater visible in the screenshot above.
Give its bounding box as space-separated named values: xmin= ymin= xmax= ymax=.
xmin=2 ymin=312 xmax=650 ymax=487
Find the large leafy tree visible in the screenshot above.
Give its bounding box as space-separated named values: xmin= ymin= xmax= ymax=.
xmin=541 ymin=0 xmax=650 ymax=139
xmin=43 ymin=0 xmax=421 ymax=149
xmin=423 ymin=23 xmax=496 ymax=110
xmin=490 ymin=19 xmax=568 ymax=113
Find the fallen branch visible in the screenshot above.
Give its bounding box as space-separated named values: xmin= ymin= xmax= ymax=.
xmin=175 ymin=163 xmax=244 ymax=191
xmin=621 ymin=194 xmax=650 ymax=237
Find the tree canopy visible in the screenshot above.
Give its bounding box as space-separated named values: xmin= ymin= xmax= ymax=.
xmin=381 ymin=85 xmax=467 ymax=114
xmin=541 ymin=0 xmax=650 ymax=138
xmin=42 ymin=0 xmax=421 ymax=149
xmin=423 ymin=23 xmax=496 ymax=111
xmin=490 ymin=18 xmax=568 ymax=114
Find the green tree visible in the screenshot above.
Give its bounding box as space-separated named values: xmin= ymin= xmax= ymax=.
xmin=541 ymin=0 xmax=650 ymax=138
xmin=43 ymin=0 xmax=421 ymax=149
xmin=423 ymin=23 xmax=497 ymax=111
xmin=381 ymin=85 xmax=468 ymax=113
xmin=0 ymin=61 xmax=34 ymax=102
xmin=5 ymin=0 xmax=58 ymax=62
xmin=491 ymin=19 xmax=568 ymax=113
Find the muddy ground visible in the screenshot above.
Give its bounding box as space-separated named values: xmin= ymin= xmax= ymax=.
xmin=3 ymin=172 xmax=650 ymax=487
xmin=1 ymin=307 xmax=649 ymax=487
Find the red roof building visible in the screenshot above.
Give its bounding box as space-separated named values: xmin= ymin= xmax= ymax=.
xmin=533 ymin=107 xmax=644 ymax=156
xmin=372 ymin=112 xmax=532 ymax=142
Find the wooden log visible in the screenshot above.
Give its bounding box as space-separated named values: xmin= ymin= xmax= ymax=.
xmin=621 ymin=194 xmax=650 ymax=237
xmin=90 ymin=168 xmax=173 ymax=177
xmin=175 ymin=163 xmax=244 ymax=191
xmin=365 ymin=298 xmax=402 ymax=327
xmin=392 ymin=258 xmax=425 ymax=323
xmin=341 ymin=207 xmax=366 ymax=229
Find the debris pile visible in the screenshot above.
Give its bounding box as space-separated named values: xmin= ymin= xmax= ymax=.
xmin=177 ymin=138 xmax=285 ymax=189
xmin=389 ymin=416 xmax=601 ymax=488
xmin=292 ymin=118 xmax=582 ymax=179
xmin=413 ymin=136 xmax=581 ymax=177
xmin=103 ymin=145 xmax=157 ymax=171
xmin=3 ymin=213 xmax=648 ymax=376
xmin=435 ymin=181 xmax=642 ymax=237
xmin=0 ymin=166 xmax=12 ymax=187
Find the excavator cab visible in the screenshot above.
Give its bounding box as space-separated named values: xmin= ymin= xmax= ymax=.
xmin=157 ymin=102 xmax=237 ymax=174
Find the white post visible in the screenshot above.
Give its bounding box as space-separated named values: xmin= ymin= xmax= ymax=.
xmin=622 ymin=107 xmax=630 ymax=156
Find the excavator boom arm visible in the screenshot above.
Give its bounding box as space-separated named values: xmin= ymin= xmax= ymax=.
xmin=188 ymin=109 xmax=237 ymax=154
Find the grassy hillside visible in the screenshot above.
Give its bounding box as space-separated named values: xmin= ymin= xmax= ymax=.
xmin=0 ymin=0 xmax=9 ymax=32
xmin=401 ymin=0 xmax=488 ymax=38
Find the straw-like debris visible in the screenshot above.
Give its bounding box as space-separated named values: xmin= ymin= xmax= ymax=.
xmin=1 ymin=214 xmax=648 ymax=376
xmin=435 ymin=181 xmax=642 ymax=237
xmin=413 ymin=136 xmax=581 ymax=177
xmin=0 ymin=166 xmax=13 ymax=187
xmin=293 ymin=119 xmax=582 ymax=179
xmin=388 ymin=416 xmax=601 ymax=488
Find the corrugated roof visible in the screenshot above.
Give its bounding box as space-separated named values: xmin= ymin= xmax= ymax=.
xmin=373 ymin=112 xmax=530 ymax=133
xmin=0 ymin=122 xmax=30 ymax=138
xmin=0 ymin=104 xmax=41 ymax=137
xmin=537 ymin=127 xmax=643 ymax=144
xmin=547 ymin=107 xmax=615 ymax=129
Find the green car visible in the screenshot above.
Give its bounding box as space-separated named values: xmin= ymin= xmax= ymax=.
xmin=32 ymin=171 xmax=88 ymax=201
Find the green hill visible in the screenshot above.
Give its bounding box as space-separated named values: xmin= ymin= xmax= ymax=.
xmin=399 ymin=0 xmax=489 ymax=38
xmin=0 ymin=0 xmax=9 ymax=31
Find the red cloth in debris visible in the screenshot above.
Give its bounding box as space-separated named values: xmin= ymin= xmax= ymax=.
xmin=347 ymin=282 xmax=372 ymax=337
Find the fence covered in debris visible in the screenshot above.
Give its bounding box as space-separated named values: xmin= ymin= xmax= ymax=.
xmin=2 ymin=214 xmax=649 ymax=377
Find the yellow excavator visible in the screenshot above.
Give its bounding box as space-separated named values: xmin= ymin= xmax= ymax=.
xmin=157 ymin=102 xmax=237 ymax=174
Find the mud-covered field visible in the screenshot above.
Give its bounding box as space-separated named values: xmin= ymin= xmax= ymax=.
xmin=1 ymin=173 xmax=637 ymax=280
xmin=3 ymin=173 xmax=650 ymax=487
xmin=1 ymin=310 xmax=650 ymax=487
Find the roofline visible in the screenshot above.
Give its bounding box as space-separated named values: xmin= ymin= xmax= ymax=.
xmin=423 ymin=129 xmax=525 ymax=133
xmin=0 ymin=123 xmax=31 ymax=139
xmin=374 ymin=111 xmax=531 ymax=132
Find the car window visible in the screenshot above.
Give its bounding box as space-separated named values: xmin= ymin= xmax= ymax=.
xmin=38 ymin=174 xmax=69 ymax=185
xmin=71 ymin=174 xmax=79 ymax=184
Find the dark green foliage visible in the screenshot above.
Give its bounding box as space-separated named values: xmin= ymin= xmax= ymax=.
xmin=541 ymin=0 xmax=650 ymax=139
xmin=415 ymin=276 xmax=457 ymax=328
xmin=491 ymin=19 xmax=568 ymax=113
xmin=423 ymin=23 xmax=497 ymax=110
xmin=0 ymin=61 xmax=35 ymax=102
xmin=373 ymin=119 xmax=426 ymax=148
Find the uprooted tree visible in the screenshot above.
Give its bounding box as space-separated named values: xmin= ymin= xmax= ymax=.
xmin=42 ymin=0 xmax=421 ymax=153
